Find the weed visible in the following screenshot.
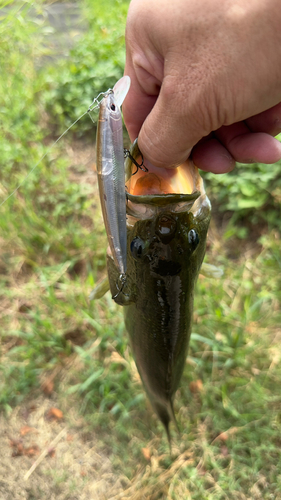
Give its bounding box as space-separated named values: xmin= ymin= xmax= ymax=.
xmin=203 ymin=154 xmax=281 ymax=233
xmin=0 ymin=2 xmax=281 ymax=498
xmin=41 ymin=0 xmax=129 ymax=135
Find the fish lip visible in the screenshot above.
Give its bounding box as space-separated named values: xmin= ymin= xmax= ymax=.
xmin=126 ymin=191 xmax=205 ymax=221
xmin=126 ymin=191 xmax=201 ymax=206
xmin=126 ymin=186 xmax=204 ymax=221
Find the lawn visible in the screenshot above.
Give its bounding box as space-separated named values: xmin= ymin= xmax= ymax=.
xmin=0 ymin=2 xmax=281 ymax=499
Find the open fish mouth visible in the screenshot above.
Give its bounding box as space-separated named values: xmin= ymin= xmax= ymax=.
xmin=125 ymin=140 xmax=209 ymax=221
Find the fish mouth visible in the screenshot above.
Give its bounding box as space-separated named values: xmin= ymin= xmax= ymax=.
xmin=125 ymin=140 xmax=207 ymax=220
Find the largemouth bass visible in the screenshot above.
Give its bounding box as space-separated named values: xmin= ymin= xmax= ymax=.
xmin=106 ymin=140 xmax=211 ymax=440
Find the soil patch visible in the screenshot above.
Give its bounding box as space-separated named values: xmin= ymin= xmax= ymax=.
xmin=0 ymin=396 xmax=126 ymax=500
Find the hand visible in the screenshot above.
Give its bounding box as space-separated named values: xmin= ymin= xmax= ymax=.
xmin=123 ymin=0 xmax=281 ymax=173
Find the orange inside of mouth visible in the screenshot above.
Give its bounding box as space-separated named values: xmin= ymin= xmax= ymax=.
xmin=128 ymin=158 xmax=196 ymax=196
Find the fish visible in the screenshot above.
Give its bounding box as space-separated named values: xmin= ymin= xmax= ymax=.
xmin=95 ymin=76 xmax=130 ymax=278
xmin=106 ymin=139 xmax=211 ymax=441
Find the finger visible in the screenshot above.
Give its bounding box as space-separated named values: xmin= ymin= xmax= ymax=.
xmin=123 ymin=43 xmax=163 ymax=141
xmin=136 ymin=77 xmax=204 ymax=169
xmin=192 ymin=136 xmax=236 ymax=173
xmin=215 ymin=123 xmax=281 ymax=164
xmin=246 ymin=102 xmax=281 ymax=136
xmin=122 ymin=57 xmax=159 ymax=141
xmin=122 ymin=78 xmax=158 ymax=142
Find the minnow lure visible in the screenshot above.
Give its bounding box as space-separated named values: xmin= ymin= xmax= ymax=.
xmin=95 ymin=76 xmax=131 ymax=279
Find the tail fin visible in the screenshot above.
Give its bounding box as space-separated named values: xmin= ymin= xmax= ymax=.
xmin=153 ymin=399 xmax=180 ymax=448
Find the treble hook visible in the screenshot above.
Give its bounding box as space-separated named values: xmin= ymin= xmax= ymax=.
xmin=112 ymin=273 xmax=128 ymax=300
xmin=124 ymin=149 xmax=149 ymax=175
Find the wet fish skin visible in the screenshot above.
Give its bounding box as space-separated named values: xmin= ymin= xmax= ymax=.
xmin=107 ymin=166 xmax=211 ymax=439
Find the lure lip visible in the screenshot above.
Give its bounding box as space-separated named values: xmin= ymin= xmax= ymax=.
xmin=113 ymin=75 xmax=131 ymax=107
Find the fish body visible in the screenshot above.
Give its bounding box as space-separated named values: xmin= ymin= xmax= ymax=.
xmin=106 ymin=140 xmax=211 ymax=438
xmin=96 ymin=91 xmax=127 ymax=275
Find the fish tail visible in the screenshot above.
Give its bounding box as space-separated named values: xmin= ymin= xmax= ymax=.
xmin=153 ymin=399 xmax=179 ymax=446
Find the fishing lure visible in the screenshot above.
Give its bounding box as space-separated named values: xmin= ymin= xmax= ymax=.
xmin=95 ymin=76 xmax=131 ymax=282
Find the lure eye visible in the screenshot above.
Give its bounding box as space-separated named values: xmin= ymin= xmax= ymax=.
xmin=188 ymin=229 xmax=199 ymax=250
xmin=130 ymin=237 xmax=145 ymax=260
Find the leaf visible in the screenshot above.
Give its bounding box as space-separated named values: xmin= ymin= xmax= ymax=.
xmin=20 ymin=425 xmax=36 ymax=436
xmin=240 ymin=183 xmax=258 ymax=197
xmin=191 ymin=333 xmax=216 ymax=347
xmin=24 ymin=445 xmax=40 ymax=457
xmin=142 ymin=448 xmax=151 ymax=461
xmin=46 ymin=407 xmax=64 ymax=420
xmin=10 ymin=438 xmax=40 ymax=457
xmin=189 ymin=380 xmax=203 ymax=394
xmin=213 ymin=427 xmax=239 ymax=443
xmin=79 ymin=368 xmax=104 ymax=392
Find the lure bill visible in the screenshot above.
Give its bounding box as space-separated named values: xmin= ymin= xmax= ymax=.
xmin=113 ymin=75 xmax=131 ymax=108
xmin=95 ymin=77 xmax=131 ymax=277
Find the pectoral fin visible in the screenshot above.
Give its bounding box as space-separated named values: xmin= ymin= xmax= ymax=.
xmin=89 ymin=276 xmax=110 ymax=300
xmin=200 ymin=262 xmax=224 ymax=279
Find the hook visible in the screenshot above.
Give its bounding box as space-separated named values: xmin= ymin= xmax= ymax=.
xmin=112 ymin=273 xmax=128 ymax=300
xmin=124 ymin=149 xmax=149 ymax=175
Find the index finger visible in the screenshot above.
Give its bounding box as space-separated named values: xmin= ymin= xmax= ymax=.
xmin=123 ymin=61 xmax=160 ymax=142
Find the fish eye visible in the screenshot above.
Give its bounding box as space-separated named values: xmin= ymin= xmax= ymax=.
xmin=110 ymin=103 xmax=116 ymax=111
xmin=130 ymin=237 xmax=144 ymax=259
xmin=188 ymin=229 xmax=199 ymax=250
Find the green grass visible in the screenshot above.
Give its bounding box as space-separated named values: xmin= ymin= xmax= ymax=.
xmin=1 ymin=2 xmax=281 ymax=498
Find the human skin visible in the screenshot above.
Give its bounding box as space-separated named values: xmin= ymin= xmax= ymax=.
xmin=123 ymin=0 xmax=281 ymax=173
